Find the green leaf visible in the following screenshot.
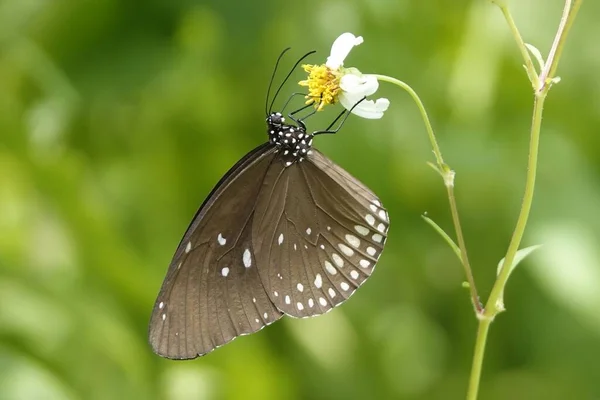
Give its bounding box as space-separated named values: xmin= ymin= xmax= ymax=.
xmin=525 ymin=43 xmax=545 ymax=72
xmin=495 ymin=245 xmax=543 ymax=311
xmin=421 ymin=214 xmax=462 ymax=263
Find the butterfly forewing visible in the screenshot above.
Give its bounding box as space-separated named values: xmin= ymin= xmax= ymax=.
xmin=149 ymin=144 xmax=283 ymax=359
xmin=252 ymin=150 xmax=389 ymax=318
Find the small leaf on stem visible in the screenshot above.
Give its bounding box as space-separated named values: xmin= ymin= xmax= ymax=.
xmin=421 ymin=214 xmax=462 ymax=263
xmin=525 ymin=43 xmax=545 ymax=72
xmin=495 ymin=244 xmax=543 ymax=311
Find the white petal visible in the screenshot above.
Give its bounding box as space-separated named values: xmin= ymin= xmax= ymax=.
xmin=339 ymin=93 xmax=390 ymax=119
xmin=326 ymin=33 xmax=364 ymax=70
xmin=340 ymin=73 xmax=379 ymax=97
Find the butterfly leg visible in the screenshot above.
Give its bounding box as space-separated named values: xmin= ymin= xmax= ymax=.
xmin=289 ymin=92 xmax=327 ymax=124
xmin=312 ymin=96 xmax=367 ymax=136
xmin=281 ymin=92 xmax=310 ymax=115
xmin=286 ymin=93 xmax=324 ymax=130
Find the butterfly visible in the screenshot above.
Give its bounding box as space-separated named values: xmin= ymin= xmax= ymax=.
xmin=148 ymin=49 xmax=389 ymax=359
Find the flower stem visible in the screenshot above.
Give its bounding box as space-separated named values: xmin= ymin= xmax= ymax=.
xmin=496 ymin=2 xmax=539 ymax=88
xmin=486 ymin=0 xmax=581 ymax=319
xmin=373 ymin=74 xmax=481 ymax=313
xmin=373 ymin=75 xmax=444 ymax=166
xmin=466 ymin=317 xmax=491 ymax=400
xmin=466 ymin=2 xmax=582 ymax=399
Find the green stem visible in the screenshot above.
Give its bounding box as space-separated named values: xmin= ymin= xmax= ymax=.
xmin=496 ymin=2 xmax=539 ymax=88
xmin=541 ymin=0 xmax=582 ymax=92
xmin=466 ymin=1 xmax=582 ymax=399
xmin=485 ymin=93 xmax=544 ymax=316
xmin=373 ymin=74 xmax=481 ymax=313
xmin=373 ymin=75 xmax=445 ymax=166
xmin=487 ymin=0 xmax=581 ymax=319
xmin=466 ymin=76 xmax=546 ymax=400
xmin=466 ymin=318 xmax=491 ymax=400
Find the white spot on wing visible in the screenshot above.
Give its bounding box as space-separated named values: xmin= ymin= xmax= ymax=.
xmin=339 ymin=243 xmax=354 ymax=256
xmin=159 ymin=302 xmax=164 ymax=309
xmin=320 ymin=244 xmax=325 ymax=249
xmin=297 ymin=283 xmax=304 ymax=292
xmin=369 ymin=204 xmax=377 ymax=212
xmin=379 ymin=209 xmax=387 ymax=221
xmin=306 ymin=227 xmax=312 ymax=235
xmin=328 ymin=288 xmax=336 ymax=298
xmin=162 ymin=313 xmax=166 ymax=321
xmin=350 ymin=270 xmax=359 ymax=280
xmin=243 ymin=248 xmax=252 ymax=268
xmin=345 ymin=234 xmax=360 ymax=248
xmin=367 ymin=246 xmax=376 ymax=256
xmin=217 ymin=233 xmax=227 ymax=246
xmin=274 ymin=291 xmax=279 ymax=297
xmin=285 ymin=295 xmax=291 ymax=304
xmin=360 ymin=259 xmax=371 ymax=268
xmin=308 ymin=298 xmax=314 ymax=308
xmin=185 ymin=241 xmax=192 ymax=253
xmin=332 ymin=253 xmax=344 ymax=267
xmin=365 ymin=214 xmax=376 ymax=226
xmin=221 ymin=267 xmax=230 ymax=277
xmin=314 ymin=273 xmax=323 ymax=288
xmin=372 ymin=233 xmax=383 ymax=243
xmin=297 ymin=302 xmax=304 ymax=311
xmin=325 ymin=261 xmax=337 ymax=275
xmin=278 ymin=233 xmax=284 ymax=245
xmin=373 ymin=200 xmax=381 ymax=207
xmin=264 ymin=312 xmax=268 ymax=319
xmin=377 ymin=223 xmax=386 ymax=233
xmin=355 ymin=225 xmax=369 ymax=236
xmin=319 ymin=297 xmax=327 ymax=306
xmin=341 ymin=282 xmax=350 ymax=291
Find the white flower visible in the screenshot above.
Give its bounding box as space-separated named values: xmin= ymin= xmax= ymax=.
xmin=325 ymin=33 xmax=364 ymax=70
xmin=299 ymin=32 xmax=390 ymax=119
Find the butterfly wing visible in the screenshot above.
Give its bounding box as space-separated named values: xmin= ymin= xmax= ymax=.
xmin=149 ymin=143 xmax=284 ymax=359
xmin=252 ymin=149 xmax=389 ymax=318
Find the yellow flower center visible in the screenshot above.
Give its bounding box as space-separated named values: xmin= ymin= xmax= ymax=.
xmin=298 ymin=64 xmax=341 ymax=111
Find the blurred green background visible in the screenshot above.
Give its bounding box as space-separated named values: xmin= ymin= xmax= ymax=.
xmin=1 ymin=0 xmax=599 ymax=399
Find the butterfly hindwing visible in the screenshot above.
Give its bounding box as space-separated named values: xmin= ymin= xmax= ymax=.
xmin=252 ymin=149 xmax=389 ymax=318
xmin=149 ymin=144 xmax=283 ymax=359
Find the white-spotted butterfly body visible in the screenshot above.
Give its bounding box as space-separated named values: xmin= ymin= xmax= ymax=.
xmin=267 ymin=112 xmax=313 ymax=166
xmin=149 ymin=51 xmax=389 ymax=360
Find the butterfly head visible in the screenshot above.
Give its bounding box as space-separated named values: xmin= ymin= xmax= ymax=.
xmin=267 ymin=112 xmax=313 ymax=165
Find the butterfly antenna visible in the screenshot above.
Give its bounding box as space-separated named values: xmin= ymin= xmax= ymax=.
xmin=268 ymin=50 xmax=316 ymax=115
xmin=265 ymin=47 xmax=291 ymax=117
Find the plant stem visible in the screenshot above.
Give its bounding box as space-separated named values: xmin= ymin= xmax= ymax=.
xmin=497 ymin=3 xmax=539 ymax=88
xmin=373 ymin=74 xmax=482 ymax=312
xmin=466 ymin=1 xmax=582 ymax=399
xmin=466 ymin=318 xmax=491 ymax=400
xmin=541 ymin=0 xmax=582 ymax=92
xmin=485 ymin=92 xmax=544 ymax=316
xmin=373 ymin=75 xmax=445 ymax=166
xmin=487 ymin=0 xmax=581 ymax=319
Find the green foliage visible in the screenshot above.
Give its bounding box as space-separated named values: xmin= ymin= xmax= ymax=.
xmin=0 ymin=0 xmax=599 ymax=399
